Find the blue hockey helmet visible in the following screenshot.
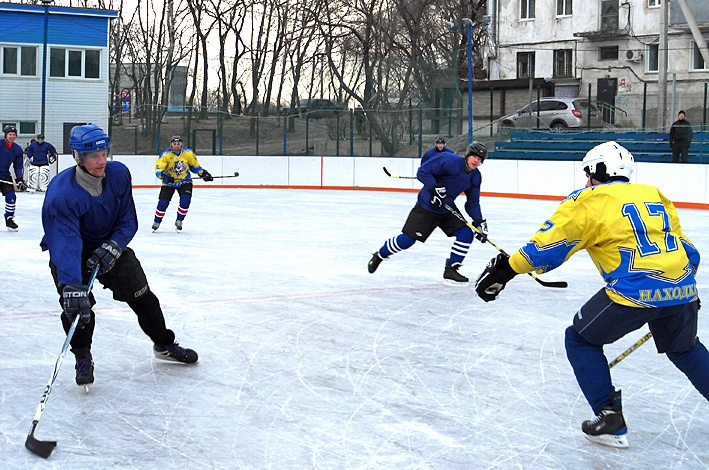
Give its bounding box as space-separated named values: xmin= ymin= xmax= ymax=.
xmin=69 ymin=124 xmax=110 ymax=159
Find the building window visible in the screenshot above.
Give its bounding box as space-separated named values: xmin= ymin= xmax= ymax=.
xmin=557 ymin=0 xmax=572 ymax=16
xmin=691 ymin=41 xmax=707 ymax=71
xmin=599 ymin=46 xmax=619 ymax=60
xmin=50 ymin=48 xmax=101 ymax=79
xmin=601 ymin=0 xmax=619 ymax=30
xmin=553 ymin=49 xmax=573 ymax=78
xmin=1 ymin=45 xmax=37 ymax=76
xmin=1 ymin=121 xmax=36 ymax=135
xmin=517 ymin=52 xmax=535 ymax=78
xmin=521 ymin=0 xmax=535 ymax=19
xmin=648 ymin=0 xmax=660 ymax=7
xmin=647 ymin=43 xmax=659 ymax=72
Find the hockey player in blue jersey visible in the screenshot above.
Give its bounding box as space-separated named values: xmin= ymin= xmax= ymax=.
xmin=0 ymin=125 xmax=27 ymax=231
xmin=368 ymin=141 xmax=489 ymax=284
xmin=421 ymin=136 xmax=453 ymax=164
xmin=152 ymin=135 xmax=213 ymax=232
xmin=26 ymin=133 xmax=57 ymax=191
xmin=475 ymin=141 xmax=707 ymax=448
xmin=41 ymin=124 xmax=198 ymax=388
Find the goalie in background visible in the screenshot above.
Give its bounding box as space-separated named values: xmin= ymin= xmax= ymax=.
xmin=152 ymin=135 xmax=213 ymax=233
xmin=41 ymin=124 xmax=198 ymax=389
xmin=474 ymin=141 xmax=707 ymax=449
xmin=26 ymin=134 xmax=58 ymax=192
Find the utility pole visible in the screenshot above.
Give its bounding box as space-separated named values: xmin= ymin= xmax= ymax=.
xmin=657 ymin=0 xmax=668 ymax=131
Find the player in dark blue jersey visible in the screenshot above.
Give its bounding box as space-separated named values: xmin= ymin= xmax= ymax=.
xmin=41 ymin=124 xmax=198 ymax=389
xmin=0 ymin=125 xmax=27 ymax=231
xmin=26 ymin=134 xmax=57 ymax=191
xmin=368 ymin=141 xmax=489 ymax=284
xmin=421 ymin=136 xmax=454 ymax=164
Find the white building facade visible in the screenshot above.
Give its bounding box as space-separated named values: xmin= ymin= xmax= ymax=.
xmin=487 ymin=0 xmax=709 ymax=129
xmin=0 ymin=3 xmax=117 ymax=152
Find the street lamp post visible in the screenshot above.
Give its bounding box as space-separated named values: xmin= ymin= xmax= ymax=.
xmin=40 ymin=0 xmax=53 ymax=136
xmin=446 ymin=18 xmax=486 ymax=144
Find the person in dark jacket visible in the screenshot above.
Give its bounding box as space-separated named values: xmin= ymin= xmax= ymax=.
xmin=669 ymin=110 xmax=693 ymax=163
xmin=26 ymin=134 xmax=58 ymax=191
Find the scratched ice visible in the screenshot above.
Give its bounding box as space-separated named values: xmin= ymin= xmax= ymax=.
xmin=1 ymin=188 xmax=708 ymax=469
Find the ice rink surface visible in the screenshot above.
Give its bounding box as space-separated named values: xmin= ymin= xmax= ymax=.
xmin=1 ymin=186 xmax=708 ymax=469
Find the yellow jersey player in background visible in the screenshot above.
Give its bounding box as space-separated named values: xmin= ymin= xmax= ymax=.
xmin=474 ymin=141 xmax=706 ymax=449
xmin=152 ymin=135 xmax=213 ymax=232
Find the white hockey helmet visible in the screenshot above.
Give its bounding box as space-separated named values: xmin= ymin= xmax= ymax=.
xmin=582 ymin=141 xmax=634 ymax=183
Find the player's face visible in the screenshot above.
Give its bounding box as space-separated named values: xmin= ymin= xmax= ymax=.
xmin=171 ymin=141 xmax=182 ymax=152
xmin=82 ymin=149 xmax=109 ymax=177
xmin=5 ymin=132 xmax=16 ymax=144
xmin=436 ymin=143 xmax=445 ymax=150
xmin=465 ymin=154 xmax=482 ymax=171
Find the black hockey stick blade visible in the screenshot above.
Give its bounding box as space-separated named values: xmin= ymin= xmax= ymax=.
xmin=382 ymin=167 xmax=417 ymax=179
xmin=25 ymin=421 xmax=56 ymax=459
xmin=211 ymin=171 xmax=240 ymax=179
xmin=383 ymin=166 xmax=392 ymax=177
xmin=532 ymin=277 xmax=568 ymax=288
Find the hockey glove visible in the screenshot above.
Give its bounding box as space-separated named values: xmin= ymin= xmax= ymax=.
xmin=62 ymin=284 xmax=91 ymax=328
xmin=200 ymin=170 xmax=214 ymax=182
xmin=16 ymin=178 xmax=27 ymax=192
xmin=86 ymin=240 xmax=122 ymax=276
xmin=472 ymin=219 xmax=488 ymax=243
xmin=430 ymin=186 xmax=447 ymax=208
xmin=48 ymin=153 xmax=57 ymax=164
xmin=161 ymin=170 xmax=175 ymax=184
xmin=475 ymin=253 xmax=518 ymax=302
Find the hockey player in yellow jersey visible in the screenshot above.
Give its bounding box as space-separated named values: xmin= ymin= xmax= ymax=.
xmin=152 ymin=135 xmax=213 ymax=232
xmin=475 ymin=141 xmax=706 ymax=449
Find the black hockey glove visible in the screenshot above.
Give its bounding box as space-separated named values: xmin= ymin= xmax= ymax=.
xmin=16 ymin=178 xmax=27 ymax=192
xmin=86 ymin=240 xmax=122 ymax=276
xmin=62 ymin=284 xmax=91 ymax=328
xmin=472 ymin=219 xmax=488 ymax=243
xmin=200 ymin=170 xmax=213 ymax=182
xmin=161 ymin=170 xmax=174 ymax=184
xmin=48 ymin=152 xmax=57 ymax=164
xmin=431 ymin=186 xmax=447 ymax=208
xmin=475 ymin=253 xmax=518 ymax=302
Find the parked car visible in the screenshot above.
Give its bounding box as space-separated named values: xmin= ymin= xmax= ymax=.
xmin=499 ymin=98 xmax=603 ymax=131
xmin=287 ymin=99 xmax=345 ymax=119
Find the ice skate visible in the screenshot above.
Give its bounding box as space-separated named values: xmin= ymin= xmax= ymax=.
xmin=443 ymin=258 xmax=468 ymax=285
xmin=75 ymin=354 xmax=94 ymax=393
xmin=175 ymin=219 xmax=183 ymax=233
xmin=368 ymin=251 xmax=385 ymax=273
xmin=154 ymin=342 xmax=198 ymax=364
xmin=5 ymin=216 xmax=18 ymax=232
xmin=152 ymin=221 xmax=160 ymax=232
xmin=582 ymin=390 xmax=628 ymax=448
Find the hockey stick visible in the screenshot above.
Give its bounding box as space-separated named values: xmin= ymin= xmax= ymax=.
xmin=443 ymin=203 xmax=568 ymax=289
xmin=25 ymin=266 xmax=100 ymax=459
xmin=608 ymin=332 xmax=653 ymax=369
xmin=383 ymin=167 xmax=417 ymax=179
xmin=209 ymin=171 xmax=240 ymax=179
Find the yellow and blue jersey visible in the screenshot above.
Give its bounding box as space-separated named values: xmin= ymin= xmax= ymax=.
xmin=509 ymin=181 xmax=699 ymax=307
xmin=155 ymin=148 xmax=205 ymax=187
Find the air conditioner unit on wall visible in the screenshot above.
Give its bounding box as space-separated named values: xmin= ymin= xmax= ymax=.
xmin=626 ymin=50 xmax=643 ymax=62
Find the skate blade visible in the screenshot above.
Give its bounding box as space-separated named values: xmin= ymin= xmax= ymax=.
xmin=584 ymin=432 xmax=629 ymax=449
xmin=83 ymin=385 xmax=90 ymax=394
xmin=443 ymin=279 xmax=469 ymax=287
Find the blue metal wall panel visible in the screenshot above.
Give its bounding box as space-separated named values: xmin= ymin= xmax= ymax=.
xmin=0 ymin=11 xmax=109 ymax=47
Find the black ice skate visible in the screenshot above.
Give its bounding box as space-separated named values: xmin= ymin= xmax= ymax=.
xmin=75 ymin=354 xmax=94 ymax=393
xmin=175 ymin=220 xmax=183 ymax=233
xmin=152 ymin=221 xmax=160 ymax=232
xmin=154 ymin=342 xmax=198 ymax=364
xmin=5 ymin=216 xmax=18 ymax=232
xmin=443 ymin=258 xmax=468 ymax=285
xmin=582 ymin=390 xmax=628 ymax=448
xmin=368 ymin=251 xmax=385 ymax=273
